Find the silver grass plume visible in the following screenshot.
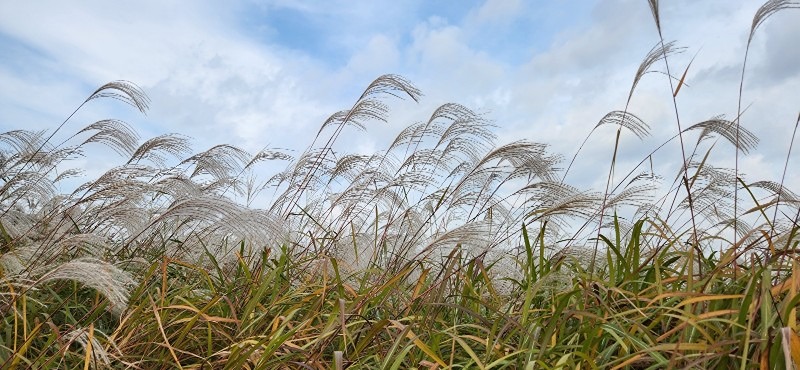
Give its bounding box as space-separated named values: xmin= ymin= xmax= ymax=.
xmin=86 ymin=80 xmax=150 ymax=114
xmin=183 ymin=144 xmax=251 ymax=182
xmin=684 ymin=116 xmax=759 ymax=154
xmin=62 ymin=326 xmax=115 ymax=369
xmin=749 ymin=1 xmax=800 ymax=44
xmin=36 ymin=258 xmax=136 ymax=316
xmin=77 ymin=119 xmax=140 ymax=157
xmin=629 ymin=41 xmax=683 ymax=103
xmin=595 ymin=111 xmax=651 ymax=140
xmin=127 ymin=133 xmax=192 ymax=166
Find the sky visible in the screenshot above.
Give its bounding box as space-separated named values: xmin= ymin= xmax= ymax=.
xmin=0 ymin=0 xmax=798 ymax=199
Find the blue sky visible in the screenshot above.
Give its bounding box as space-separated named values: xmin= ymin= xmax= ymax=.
xmin=0 ymin=0 xmax=798 ymax=195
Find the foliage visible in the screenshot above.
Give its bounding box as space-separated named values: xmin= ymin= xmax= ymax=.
xmin=1 ymin=1 xmax=800 ymax=368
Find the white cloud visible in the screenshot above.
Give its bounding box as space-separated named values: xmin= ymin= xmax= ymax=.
xmin=472 ymin=0 xmax=523 ymax=24
xmin=344 ymin=34 xmax=401 ymax=78
xmin=0 ymin=0 xmax=798 ymax=198
xmin=0 ymin=0 xmax=340 ymax=154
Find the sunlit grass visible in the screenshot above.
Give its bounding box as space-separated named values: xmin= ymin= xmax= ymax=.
xmin=2 ymin=1 xmax=800 ymax=368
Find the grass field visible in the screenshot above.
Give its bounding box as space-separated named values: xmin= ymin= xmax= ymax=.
xmin=2 ymin=1 xmax=800 ymax=368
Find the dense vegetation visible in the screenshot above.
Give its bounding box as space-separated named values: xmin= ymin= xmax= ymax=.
xmin=2 ymin=1 xmax=799 ymax=368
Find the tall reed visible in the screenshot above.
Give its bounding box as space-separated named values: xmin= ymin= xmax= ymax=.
xmin=1 ymin=1 xmax=799 ymax=368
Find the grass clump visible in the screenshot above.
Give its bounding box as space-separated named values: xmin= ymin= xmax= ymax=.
xmin=2 ymin=1 xmax=800 ymax=368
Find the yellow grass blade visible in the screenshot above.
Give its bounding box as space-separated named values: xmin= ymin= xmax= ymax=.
xmin=673 ymin=49 xmax=698 ymax=97
xmin=391 ymin=320 xmax=447 ymax=367
xmin=83 ymin=323 xmax=94 ymax=370
xmin=150 ymin=296 xmax=183 ymax=369
xmin=676 ymin=294 xmax=743 ymax=308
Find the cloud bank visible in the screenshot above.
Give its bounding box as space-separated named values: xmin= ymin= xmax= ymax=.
xmin=0 ymin=0 xmax=797 ymax=198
